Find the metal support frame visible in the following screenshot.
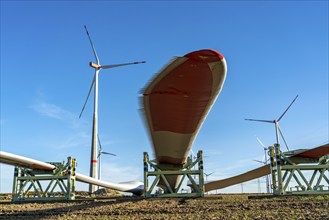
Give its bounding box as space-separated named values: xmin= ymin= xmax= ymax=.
xmin=269 ymin=144 xmax=329 ymax=195
xmin=143 ymin=150 xmax=204 ymax=198
xmin=12 ymin=157 xmax=76 ymax=201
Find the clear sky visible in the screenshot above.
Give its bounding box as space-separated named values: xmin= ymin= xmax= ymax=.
xmin=1 ymin=1 xmax=328 ymax=193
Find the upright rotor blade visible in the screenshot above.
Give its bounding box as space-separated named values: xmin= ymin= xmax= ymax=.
xmin=190 ymin=149 xmax=196 ymax=157
xmin=277 ymin=95 xmax=298 ymax=122
xmin=245 ymin=119 xmax=273 ymax=123
xmin=253 ymin=159 xmax=265 ymax=164
xmin=84 ymin=25 xmax=100 ymax=65
xmin=97 ymin=134 xmax=103 ymax=151
xmin=79 ymin=76 xmax=95 ymax=119
xmin=255 ymin=136 xmax=266 ymax=148
xmin=277 ymin=125 xmax=290 ymax=151
xmin=101 ymin=61 xmax=146 ymax=69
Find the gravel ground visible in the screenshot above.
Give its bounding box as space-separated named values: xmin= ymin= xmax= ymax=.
xmin=1 ymin=194 xmax=328 ymax=219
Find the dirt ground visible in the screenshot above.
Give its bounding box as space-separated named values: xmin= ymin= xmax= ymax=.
xmin=1 ymin=193 xmax=328 ymax=219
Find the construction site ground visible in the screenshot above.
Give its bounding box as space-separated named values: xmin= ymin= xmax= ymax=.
xmin=1 ymin=193 xmax=328 ymax=219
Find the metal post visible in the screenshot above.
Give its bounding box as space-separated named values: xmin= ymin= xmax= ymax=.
xmin=269 ymin=146 xmax=277 ymax=194
xmin=143 ymin=152 xmax=149 ymax=195
xmin=66 ymin=157 xmax=76 ymax=200
xmin=264 ymin=148 xmax=270 ymax=193
xmin=12 ymin=167 xmax=20 ymax=201
xmin=198 ymin=150 xmax=204 ymax=195
xmin=274 ymin=144 xmax=284 ymax=194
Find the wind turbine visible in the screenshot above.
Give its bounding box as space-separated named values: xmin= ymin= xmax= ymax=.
xmin=253 ymin=136 xmax=271 ymax=193
xmin=189 ymin=149 xmax=197 ymax=162
xmin=80 ymin=25 xmax=146 ymax=193
xmin=97 ymin=135 xmax=116 ymax=190
xmin=204 ymin=171 xmax=214 ymax=195
xmin=245 ymin=95 xmax=299 ymax=151
xmin=204 ymin=171 xmax=214 ymax=182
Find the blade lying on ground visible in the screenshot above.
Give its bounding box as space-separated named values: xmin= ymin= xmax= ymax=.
xmin=204 ymin=164 xmax=271 ymax=192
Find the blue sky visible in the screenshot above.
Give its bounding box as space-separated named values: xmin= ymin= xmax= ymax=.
xmin=1 ymin=1 xmax=328 ymax=193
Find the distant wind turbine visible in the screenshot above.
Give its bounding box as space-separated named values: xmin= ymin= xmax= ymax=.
xmin=253 ymin=136 xmax=271 ymax=193
xmin=97 ymin=135 xmax=116 ymax=190
xmin=245 ymin=95 xmax=299 ymax=151
xmin=204 ymin=172 xmax=214 ymax=182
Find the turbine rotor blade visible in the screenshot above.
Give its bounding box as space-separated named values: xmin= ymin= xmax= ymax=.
xmin=97 ymin=135 xmax=116 ymax=156
xmin=100 ymin=61 xmax=146 ymax=70
xmin=278 ymin=125 xmax=290 ymax=151
xmin=97 ymin=134 xmax=102 ymax=151
xmin=255 ymin=136 xmax=266 ymax=148
xmin=277 ymin=95 xmax=298 ymax=122
xmin=102 ymin=152 xmax=117 ymax=156
xmin=84 ymin=25 xmax=100 ymax=65
xmin=253 ymin=159 xmax=265 ymax=164
xmin=205 ymin=172 xmax=214 ymax=177
xmin=79 ymin=76 xmax=95 ymax=119
xmin=245 ymin=119 xmax=273 ymax=123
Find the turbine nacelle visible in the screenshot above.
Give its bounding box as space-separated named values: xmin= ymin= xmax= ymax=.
xmin=89 ymin=61 xmax=146 ymax=70
xmin=89 ymin=61 xmax=101 ymax=69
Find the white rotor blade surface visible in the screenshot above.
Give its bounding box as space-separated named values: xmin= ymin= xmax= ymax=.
xmin=79 ymin=75 xmax=95 ymax=118
xmin=84 ymin=25 xmax=100 ymax=65
xmin=101 ymin=61 xmax=146 ymax=69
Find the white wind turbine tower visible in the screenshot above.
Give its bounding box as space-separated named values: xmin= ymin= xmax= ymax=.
xmin=80 ymin=25 xmax=146 ymax=193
